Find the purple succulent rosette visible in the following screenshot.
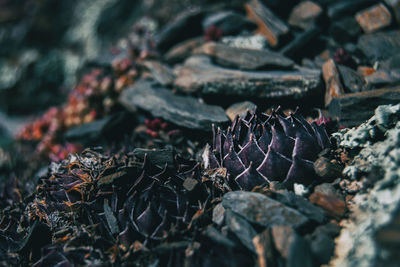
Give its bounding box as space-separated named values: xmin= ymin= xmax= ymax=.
xmin=203 ymin=108 xmax=331 ymax=190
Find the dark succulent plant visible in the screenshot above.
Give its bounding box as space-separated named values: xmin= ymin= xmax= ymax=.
xmin=203 ymin=108 xmax=331 ymax=190
xmin=17 ymin=149 xmax=210 ymax=265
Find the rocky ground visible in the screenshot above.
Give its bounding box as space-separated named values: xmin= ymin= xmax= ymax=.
xmin=1 ymin=0 xmax=400 ymax=266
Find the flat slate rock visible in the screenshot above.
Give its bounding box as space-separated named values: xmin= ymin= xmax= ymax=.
xmin=222 ymin=191 xmax=309 ymax=229
xmin=358 ymin=30 xmax=400 ymax=62
xmin=119 ymin=79 xmax=229 ymax=130
xmin=202 ymin=11 xmax=256 ymax=36
xmin=198 ymin=42 xmax=294 ymax=70
xmin=328 ymin=87 xmax=400 ymax=127
xmin=174 ymin=56 xmax=321 ymax=98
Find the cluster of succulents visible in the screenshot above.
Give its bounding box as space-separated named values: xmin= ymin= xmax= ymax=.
xmin=203 ymin=109 xmax=331 ymax=190
xmin=6 ymin=148 xmax=209 ymax=265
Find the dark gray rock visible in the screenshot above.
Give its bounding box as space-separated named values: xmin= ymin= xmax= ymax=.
xmin=225 ymin=209 xmax=257 ymax=253
xmin=222 ymin=191 xmax=309 ymax=229
xmin=365 ymin=69 xmax=400 ymax=88
xmin=202 ymin=11 xmax=256 ymax=35
xmin=164 ymin=37 xmax=204 ymax=64
xmin=132 ymin=148 xmax=174 ymax=168
xmin=338 ymin=65 xmax=368 ymax=93
xmin=271 ymin=225 xmax=313 ymax=267
xmin=358 ymin=30 xmax=400 ymax=62
xmin=156 ymin=9 xmax=205 ymax=52
xmin=174 ymin=56 xmax=321 ymax=98
xmin=328 ymin=87 xmax=400 ymax=127
xmin=65 ymin=112 xmax=132 ymax=144
xmin=327 ymin=0 xmax=376 ymax=19
xmin=273 ymin=191 xmax=326 ymax=224
xmin=280 ymin=25 xmax=321 ymax=58
xmin=309 ymin=223 xmax=341 ymax=265
xmin=142 ymin=60 xmax=175 ymax=87
xmin=199 ymin=42 xmax=294 ymax=70
xmin=119 ymin=79 xmax=229 ymax=130
xmin=330 ymin=16 xmax=362 ymax=43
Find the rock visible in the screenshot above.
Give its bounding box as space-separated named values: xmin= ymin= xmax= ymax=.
xmin=225 ymin=209 xmax=257 ymax=253
xmin=65 ymin=112 xmax=132 ymax=144
xmin=199 ymin=42 xmax=294 ymax=70
xmin=164 ymin=37 xmax=204 ymax=64
xmin=365 ymin=69 xmax=400 ymax=88
xmin=337 ymin=65 xmax=368 ymax=93
xmin=156 ymin=9 xmax=205 ymax=52
xmin=328 ymin=87 xmax=400 ymax=127
xmin=385 ymin=0 xmax=400 ymax=24
xmin=309 ymin=223 xmax=341 ymax=265
xmin=322 ymin=59 xmax=345 ymax=107
xmin=288 ymin=1 xmax=323 ymax=30
xmin=314 ymin=183 xmax=340 ymax=196
xmin=314 ymin=157 xmax=344 ymax=180
xmin=119 ymin=79 xmax=229 ymax=130
xmin=252 ymin=229 xmax=277 ymax=267
xmin=245 ymin=0 xmax=290 ymax=47
xmin=309 ymin=191 xmax=346 ymax=218
xmin=355 ymin=3 xmax=392 ymax=33
xmin=132 ymin=148 xmax=174 ymax=168
xmin=212 ymin=203 xmax=225 ymax=226
xmin=174 ymin=56 xmax=321 ymax=98
xmin=327 ymin=0 xmax=377 ymax=19
xmin=330 ymin=16 xmax=362 ymax=43
xmin=273 ymin=191 xmax=326 ymax=224
xmin=271 ymin=225 xmax=313 ymax=267
xmin=221 ymin=34 xmax=268 ymax=50
xmin=222 ymin=191 xmax=309 ymax=229
xmin=358 ymin=30 xmax=400 ymax=62
xmin=380 ymin=54 xmax=400 ymax=70
xmin=142 ymin=60 xmax=175 ymax=86
xmin=202 ymin=11 xmax=256 ymax=36
xmin=226 ymin=101 xmax=257 ymax=121
xmin=280 ymin=25 xmax=321 ymax=58
xmin=205 ymin=226 xmax=236 ymax=249
xmin=331 ymin=104 xmax=400 ymax=266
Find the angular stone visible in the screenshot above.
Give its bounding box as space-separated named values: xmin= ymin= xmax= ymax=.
xmin=288 ymin=1 xmax=323 ymax=30
xmin=327 ymin=0 xmax=377 ymax=19
xmin=271 ymin=225 xmax=313 ymax=267
xmin=309 ymin=223 xmax=341 ymax=265
xmin=119 ymin=79 xmax=229 ymax=130
xmin=273 ymin=190 xmax=326 ymax=224
xmin=252 ymin=229 xmax=277 ymax=267
xmin=198 ymin=42 xmax=294 ymax=70
xmin=132 ymin=148 xmax=174 ymax=168
xmin=280 ymin=25 xmax=321 ymax=58
xmin=365 ymin=69 xmax=400 ymax=87
xmin=226 ymin=101 xmax=257 ymax=121
xmin=156 ymin=9 xmax=205 ymax=51
xmin=225 ymin=209 xmax=257 ymax=253
xmin=330 ymin=16 xmax=362 ymax=43
xmin=222 ymin=191 xmax=309 ymax=229
xmin=338 ymin=65 xmax=368 ymax=93
xmin=358 ymin=30 xmax=400 ymax=62
xmin=202 ymin=11 xmax=256 ymax=36
xmin=163 ymin=37 xmax=204 ymax=64
xmin=245 ymin=0 xmax=290 ymax=47
xmin=65 ymin=113 xmax=131 ymax=144
xmin=356 ymin=4 xmax=392 ymax=33
xmin=329 ymin=87 xmax=400 ymax=127
xmin=322 ymin=59 xmax=345 ymax=107
xmin=309 ymin=192 xmax=346 ymax=218
xmin=385 ymin=0 xmax=400 ymax=23
xmin=142 ymin=60 xmax=175 ymax=87
xmin=174 ymin=56 xmax=321 ymax=98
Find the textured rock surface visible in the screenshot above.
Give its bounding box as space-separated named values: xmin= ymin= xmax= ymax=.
xmin=222 ymin=191 xmax=309 ymax=229
xmin=174 ymin=56 xmax=321 ymax=98
xmin=331 ymin=104 xmax=400 ymax=266
xmin=119 ymin=79 xmax=229 ymax=130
